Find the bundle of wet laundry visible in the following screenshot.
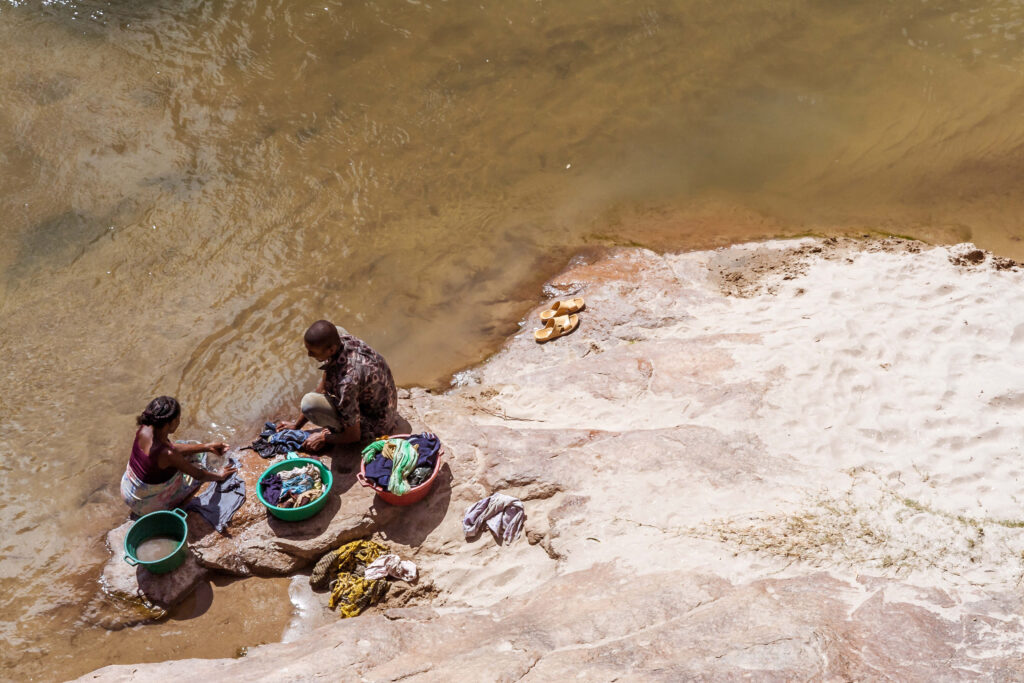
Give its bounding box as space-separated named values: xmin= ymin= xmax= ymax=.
xmin=260 ymin=463 xmax=325 ymax=508
xmin=362 ymin=432 xmax=440 ymax=495
xmin=244 ymin=421 xmax=309 ymax=458
xmin=309 ymin=539 xmax=418 ymax=618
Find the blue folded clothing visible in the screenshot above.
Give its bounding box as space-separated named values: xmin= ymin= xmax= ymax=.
xmin=364 ymin=454 xmax=393 ymax=489
xmin=261 ymin=473 xmax=283 ymax=506
xmin=408 ymin=432 xmax=440 ymax=470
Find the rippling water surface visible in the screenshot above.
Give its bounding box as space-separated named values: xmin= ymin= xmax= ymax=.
xmin=4 ymin=0 xmax=1024 ymax=678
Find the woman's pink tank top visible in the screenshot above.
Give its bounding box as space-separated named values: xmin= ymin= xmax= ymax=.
xmin=128 ymin=430 xmax=177 ymax=485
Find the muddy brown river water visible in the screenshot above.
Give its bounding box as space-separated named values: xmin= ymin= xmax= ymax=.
xmin=4 ymin=0 xmax=1024 ymax=679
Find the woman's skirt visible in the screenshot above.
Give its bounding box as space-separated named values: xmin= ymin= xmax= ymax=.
xmin=120 ymin=452 xmax=204 ymax=517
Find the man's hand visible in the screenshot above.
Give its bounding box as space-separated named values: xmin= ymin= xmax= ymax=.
xmin=276 ymin=420 xmax=299 ymax=432
xmin=205 ymin=442 xmax=229 ymax=455
xmin=302 ymin=429 xmax=328 ymax=452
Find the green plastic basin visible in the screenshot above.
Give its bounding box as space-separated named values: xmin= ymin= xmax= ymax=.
xmin=123 ymin=508 xmax=189 ymax=574
xmin=257 ymin=457 xmax=333 ymax=521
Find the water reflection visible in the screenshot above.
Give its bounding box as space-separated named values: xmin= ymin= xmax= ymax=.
xmin=4 ymin=0 xmax=1024 ymax=678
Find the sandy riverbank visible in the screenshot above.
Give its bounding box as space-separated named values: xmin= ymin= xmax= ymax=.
xmin=79 ymin=237 xmax=1024 ymax=680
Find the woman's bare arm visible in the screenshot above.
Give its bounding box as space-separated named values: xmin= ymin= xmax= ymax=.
xmin=164 ymin=443 xmax=235 ymax=482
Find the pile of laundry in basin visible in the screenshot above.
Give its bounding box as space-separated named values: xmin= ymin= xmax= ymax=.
xmin=260 ymin=463 xmax=325 ymax=508
xmin=362 ymin=432 xmax=441 ymax=495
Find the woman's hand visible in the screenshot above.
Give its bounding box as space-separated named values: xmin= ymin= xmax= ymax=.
xmin=213 ymin=465 xmax=238 ymax=482
xmin=205 ymin=442 xmax=229 ymax=455
xmin=276 ymin=420 xmax=299 ymax=432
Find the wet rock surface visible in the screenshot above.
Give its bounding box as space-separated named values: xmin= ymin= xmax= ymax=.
xmin=78 ymin=569 xmax=1024 ymax=680
xmin=84 ymin=239 xmax=1024 ymax=679
xmin=185 ymin=449 xmax=404 ymax=576
xmin=83 ymin=522 xmax=208 ymax=629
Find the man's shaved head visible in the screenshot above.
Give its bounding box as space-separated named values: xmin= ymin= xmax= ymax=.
xmin=304 ymin=320 xmax=341 ymax=348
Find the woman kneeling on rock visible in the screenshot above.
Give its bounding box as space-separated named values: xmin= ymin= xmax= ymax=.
xmin=121 ymin=396 xmax=235 ymax=517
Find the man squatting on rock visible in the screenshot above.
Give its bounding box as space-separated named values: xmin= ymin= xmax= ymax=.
xmin=276 ymin=320 xmax=398 ymax=450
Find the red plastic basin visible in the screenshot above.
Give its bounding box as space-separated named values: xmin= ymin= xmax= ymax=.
xmin=357 ymin=434 xmax=444 ymax=506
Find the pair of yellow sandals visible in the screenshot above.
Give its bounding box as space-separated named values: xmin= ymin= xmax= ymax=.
xmin=534 ymin=297 xmax=585 ymax=343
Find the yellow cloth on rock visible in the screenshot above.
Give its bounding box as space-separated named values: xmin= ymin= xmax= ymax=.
xmin=310 ymin=540 xmax=390 ymax=618
xmin=329 ymin=574 xmax=390 ymax=619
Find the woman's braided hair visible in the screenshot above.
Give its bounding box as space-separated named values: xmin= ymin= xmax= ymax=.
xmin=137 ymin=396 xmax=181 ymax=427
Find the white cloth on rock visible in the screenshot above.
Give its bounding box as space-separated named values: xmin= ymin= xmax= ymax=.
xmin=462 ymin=492 xmax=525 ymax=545
xmin=364 ymin=554 xmax=417 ymax=582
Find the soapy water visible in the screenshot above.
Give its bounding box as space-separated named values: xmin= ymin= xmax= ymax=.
xmin=135 ymin=536 xmax=182 ymax=563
